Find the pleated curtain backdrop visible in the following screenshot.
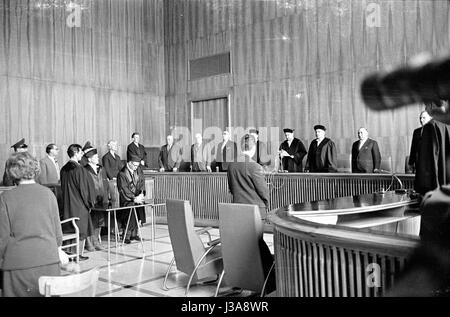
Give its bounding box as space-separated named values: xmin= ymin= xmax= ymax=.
xmin=164 ymin=0 xmax=450 ymax=173
xmin=0 ymin=0 xmax=166 ymax=176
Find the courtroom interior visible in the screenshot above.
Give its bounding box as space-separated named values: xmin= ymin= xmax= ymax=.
xmin=1 ymin=0 xmax=450 ymax=298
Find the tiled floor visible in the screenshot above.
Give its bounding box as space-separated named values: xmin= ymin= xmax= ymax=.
xmin=66 ymin=222 xmax=274 ymax=297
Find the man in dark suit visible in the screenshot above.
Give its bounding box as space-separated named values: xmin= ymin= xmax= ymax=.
xmin=215 ymin=129 xmax=237 ymax=172
xmin=351 ymin=127 xmax=381 ymax=173
xmin=227 ymin=134 xmax=269 ymax=220
xmin=117 ymin=155 xmax=146 ymax=244
xmin=249 ymin=129 xmax=271 ymax=167
xmin=226 ymin=134 xmax=275 ymax=293
xmin=305 ymin=125 xmax=338 ymax=173
xmin=2 ymin=138 xmax=28 ymax=186
xmin=158 ymin=135 xmax=182 ymax=172
xmin=408 ymin=110 xmax=432 ymax=173
xmin=127 ymin=132 xmax=147 ymax=167
xmin=38 ymin=143 xmax=60 ymax=184
xmin=278 ymin=128 xmax=307 ymax=172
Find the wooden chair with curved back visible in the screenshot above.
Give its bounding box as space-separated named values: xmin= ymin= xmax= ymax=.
xmin=38 ymin=267 xmax=100 ymax=297
xmin=162 ymin=199 xmax=223 ymax=296
xmin=60 ymin=217 xmax=80 ymax=263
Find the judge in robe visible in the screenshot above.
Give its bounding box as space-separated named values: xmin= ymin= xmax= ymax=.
xmin=249 ymin=129 xmax=271 ymax=167
xmin=351 ymin=127 xmax=381 ymax=173
xmin=158 ymin=135 xmax=182 ymax=172
xmin=83 ymin=143 xmax=109 ymax=251
xmin=60 ymin=144 xmax=96 ymax=261
xmin=127 ymin=132 xmax=147 ymax=167
xmin=2 ymin=138 xmax=28 ymax=186
xmin=305 ymin=125 xmax=338 ymax=173
xmin=215 ymin=129 xmax=237 ymax=172
xmin=117 ymin=155 xmax=146 ymax=244
xmin=38 ymin=143 xmax=60 ymax=185
xmin=278 ymin=128 xmax=307 ymax=172
xmin=408 ymin=111 xmax=432 ymax=173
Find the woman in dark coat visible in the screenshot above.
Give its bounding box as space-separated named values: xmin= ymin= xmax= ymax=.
xmin=0 ymin=152 xmax=62 ymax=297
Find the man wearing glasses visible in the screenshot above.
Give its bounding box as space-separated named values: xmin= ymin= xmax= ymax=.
xmin=117 ymin=155 xmax=146 ymax=244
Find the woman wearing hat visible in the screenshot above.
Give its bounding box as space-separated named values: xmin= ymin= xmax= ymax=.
xmin=83 ymin=142 xmax=109 ymax=251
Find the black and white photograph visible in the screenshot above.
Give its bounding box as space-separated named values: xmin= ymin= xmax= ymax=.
xmin=1 ymin=0 xmax=450 ymax=304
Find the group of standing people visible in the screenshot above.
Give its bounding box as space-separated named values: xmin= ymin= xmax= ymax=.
xmin=277 ymin=124 xmax=382 ymax=174
xmin=0 ymin=132 xmax=150 ymax=296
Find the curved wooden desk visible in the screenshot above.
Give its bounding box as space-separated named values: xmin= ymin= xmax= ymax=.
xmin=268 ymin=191 xmax=421 ymax=297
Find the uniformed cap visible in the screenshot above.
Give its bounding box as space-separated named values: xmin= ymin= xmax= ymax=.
xmin=129 ymin=155 xmax=141 ymax=163
xmin=249 ymin=129 xmax=259 ymax=134
xmin=82 ymin=141 xmax=97 ymax=158
xmin=313 ymin=124 xmax=326 ymax=131
xmin=11 ymin=138 xmax=28 ymax=150
xmin=283 ymin=128 xmax=294 ymax=133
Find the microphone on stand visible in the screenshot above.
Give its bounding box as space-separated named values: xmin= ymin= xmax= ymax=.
xmin=376 ymin=169 xmax=408 ymax=194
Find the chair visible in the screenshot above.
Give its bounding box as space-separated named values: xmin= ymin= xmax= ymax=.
xmin=38 ymin=267 xmax=100 ymax=297
xmin=61 ymin=217 xmax=80 ymax=263
xmin=336 ymin=154 xmax=351 ymax=173
xmin=380 ymin=156 xmax=393 ymax=172
xmin=215 ymin=203 xmax=275 ymax=297
xmin=162 ymin=199 xmax=223 ymax=296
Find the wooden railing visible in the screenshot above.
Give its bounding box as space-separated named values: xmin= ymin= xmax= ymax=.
xmin=269 ymin=207 xmax=419 ymax=297
xmin=144 ymin=171 xmax=415 ymax=226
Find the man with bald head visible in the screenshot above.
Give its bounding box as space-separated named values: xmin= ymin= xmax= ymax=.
xmin=408 ymin=110 xmax=432 ymax=173
xmin=351 ymin=127 xmax=381 ymax=173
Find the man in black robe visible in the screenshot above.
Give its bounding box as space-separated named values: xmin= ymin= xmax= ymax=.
xmin=127 ymin=132 xmax=147 ymax=167
xmin=414 ymin=117 xmax=450 ymax=196
xmin=2 ymin=138 xmax=28 ymax=186
xmin=60 ymin=144 xmax=96 ymax=260
xmin=408 ymin=110 xmax=432 ymax=173
xmin=305 ymin=125 xmax=338 ymax=173
xmin=278 ymin=128 xmax=307 ymax=172
xmin=117 ymin=155 xmax=146 ymax=244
